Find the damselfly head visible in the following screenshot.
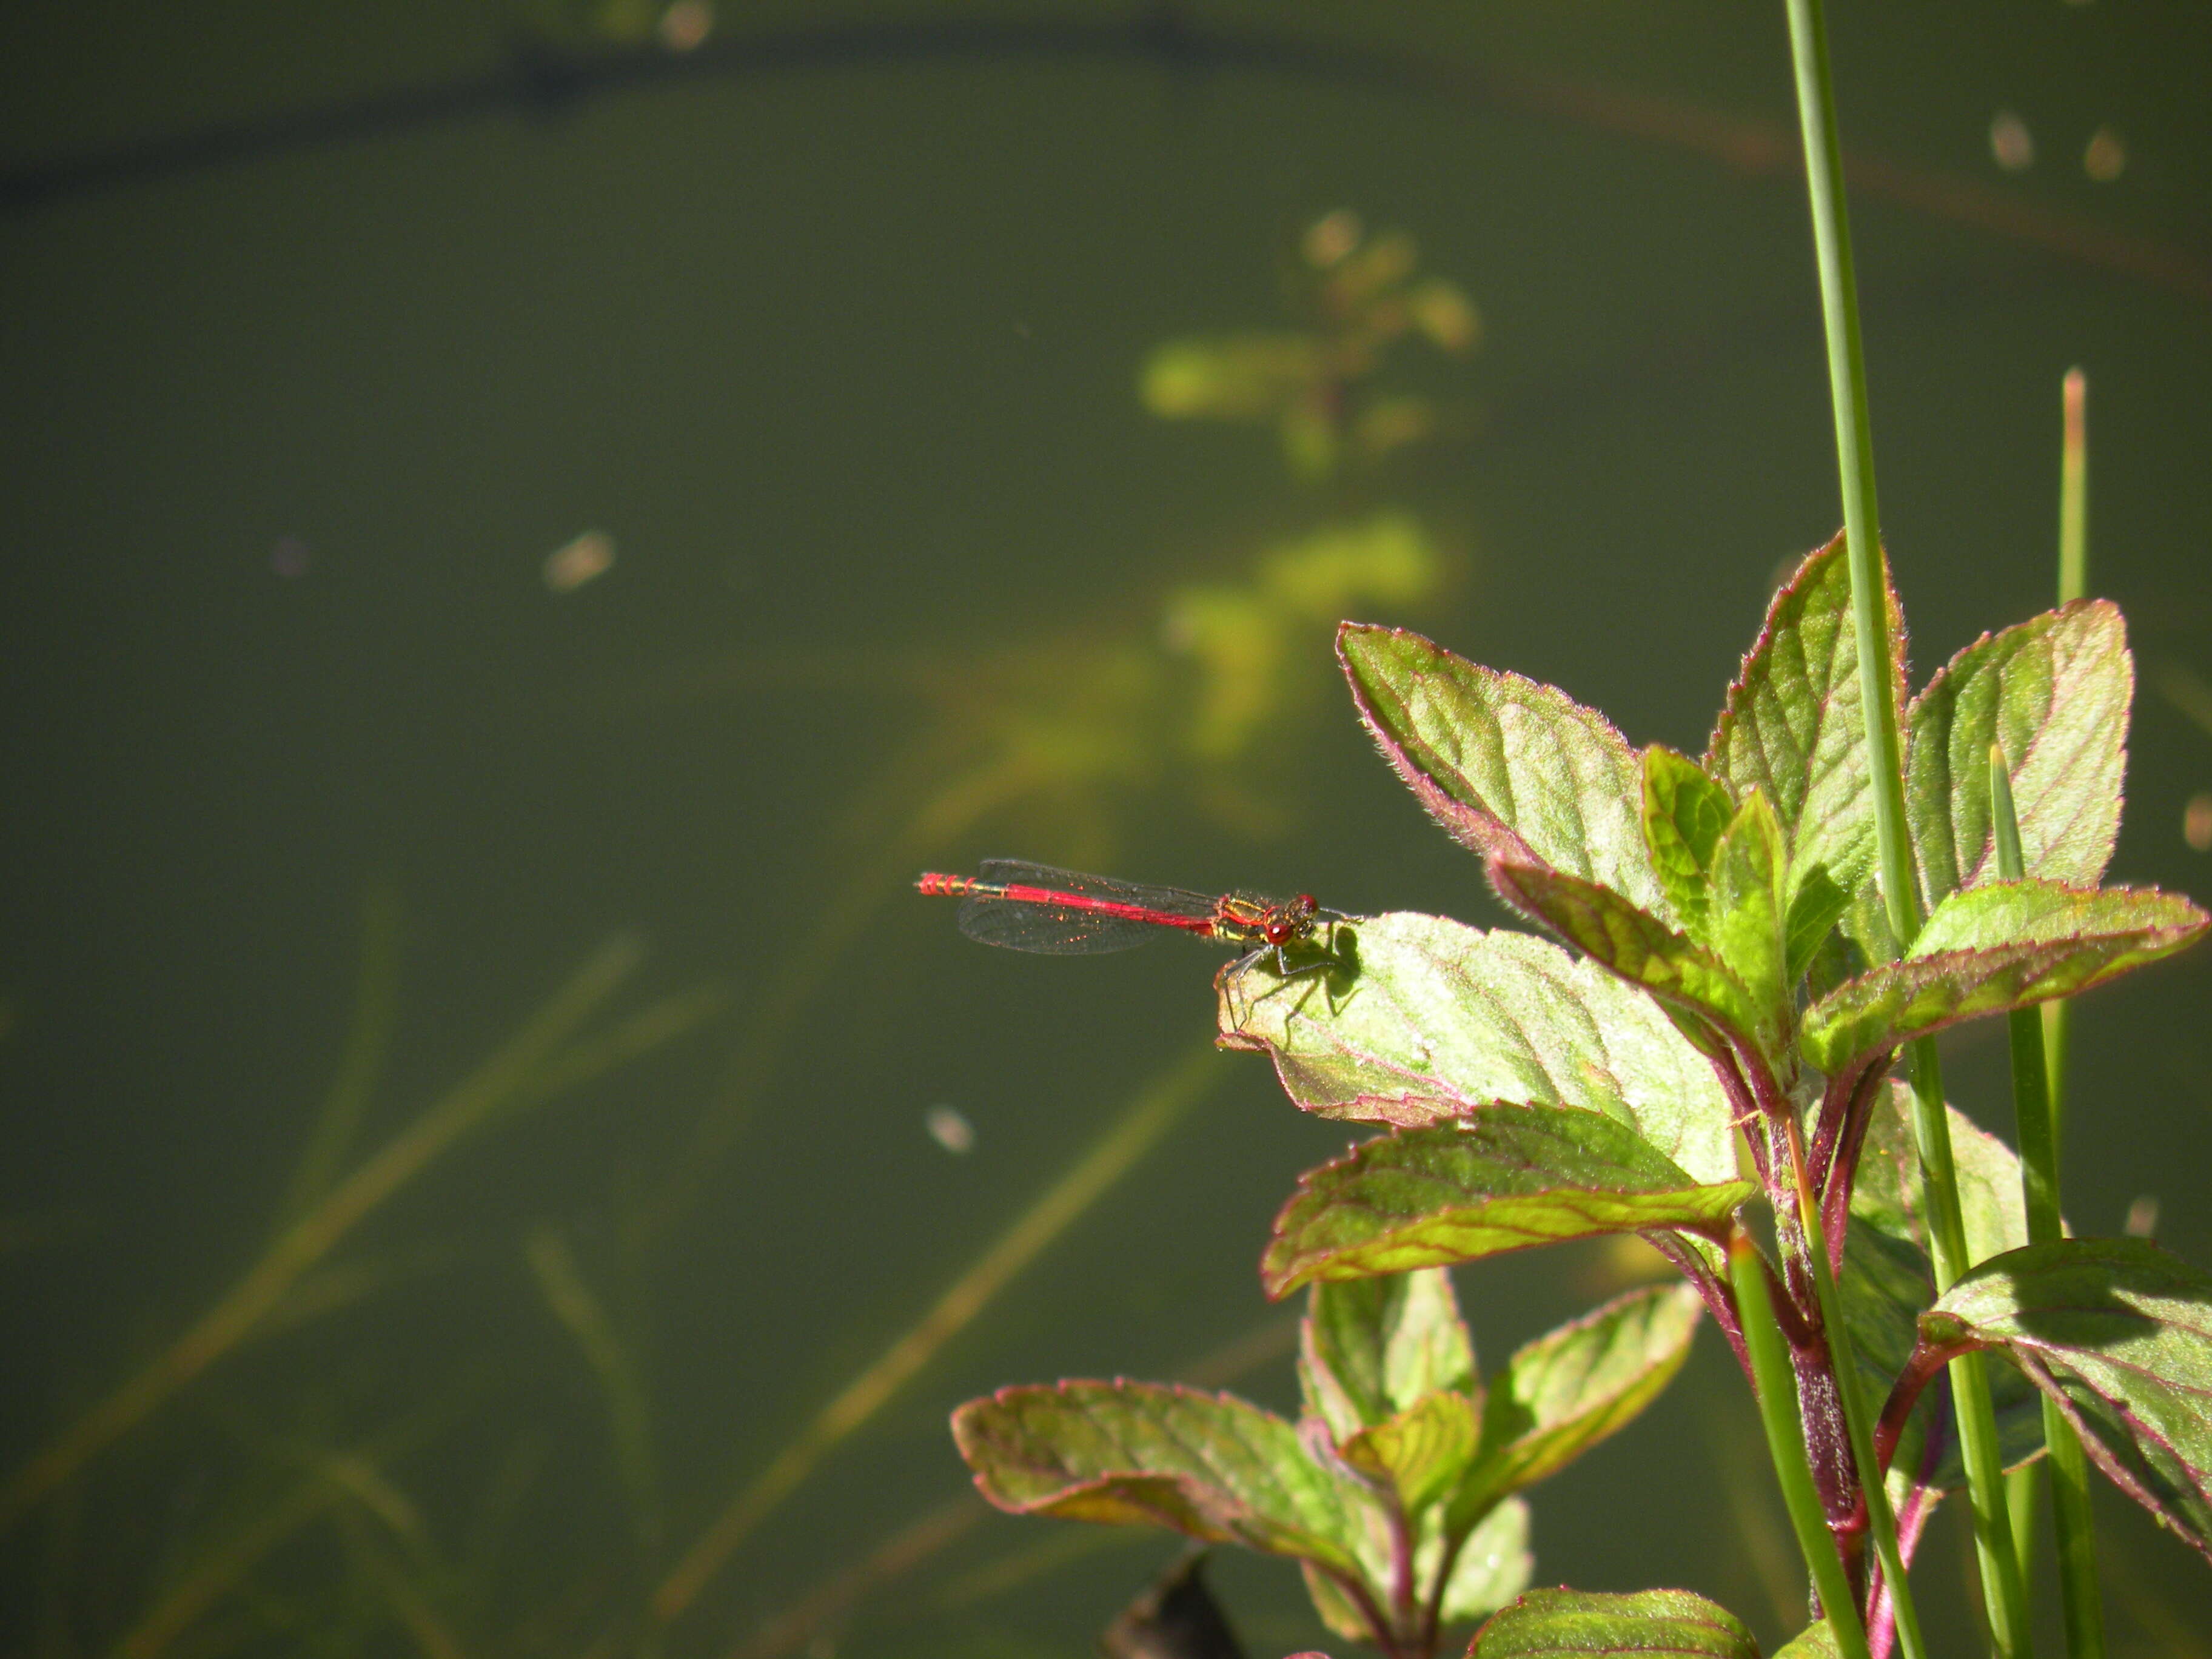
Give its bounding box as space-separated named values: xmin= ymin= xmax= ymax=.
xmin=1262 ymin=893 xmax=1321 ymax=947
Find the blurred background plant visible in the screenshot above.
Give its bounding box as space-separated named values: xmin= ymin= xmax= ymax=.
xmin=1141 ymin=209 xmax=1480 ymax=481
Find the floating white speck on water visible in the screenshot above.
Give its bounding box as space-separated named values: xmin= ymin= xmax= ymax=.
xmin=925 ymin=1105 xmax=974 ymax=1155
xmin=544 ymin=530 xmax=615 ymax=592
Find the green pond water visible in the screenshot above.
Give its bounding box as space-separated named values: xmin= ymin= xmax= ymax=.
xmin=2 ymin=3 xmax=2208 ymax=1654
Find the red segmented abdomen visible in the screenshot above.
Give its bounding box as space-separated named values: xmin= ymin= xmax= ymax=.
xmin=993 ymin=881 xmax=1218 ymax=935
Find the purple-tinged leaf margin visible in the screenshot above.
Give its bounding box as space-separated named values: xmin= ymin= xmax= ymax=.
xmin=1800 ymin=879 xmax=2207 ymax=1078
xmin=1262 ymin=1106 xmax=1754 ymax=1299
xmin=1339 ymin=624 xmax=1669 ymax=919
xmin=1907 ymin=598 xmax=2130 ymax=910
xmin=1917 ymin=1238 xmax=2212 ymax=1561
xmin=1467 ymin=1587 xmax=1758 ymax=1659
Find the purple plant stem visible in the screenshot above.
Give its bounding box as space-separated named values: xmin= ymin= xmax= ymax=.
xmin=1706 ymin=1043 xmax=1771 ymax=1187
xmin=1817 ymin=1058 xmax=1892 ymax=1265
xmin=1868 ymin=1394 xmax=1949 ymax=1659
xmin=1736 ymin=1037 xmax=1866 ymax=1595
xmin=1646 ymin=1230 xmax=1750 ymax=1381
xmin=1874 ymin=1338 xmax=1974 ymax=1474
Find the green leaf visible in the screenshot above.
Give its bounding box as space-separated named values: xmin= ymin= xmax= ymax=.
xmin=1704 ymin=532 xmax=1905 ymax=923
xmin=1800 ymin=880 xmax=2208 ymax=1076
xmin=1299 ymin=1556 xmax=1378 ymax=1644
xmin=1706 ymin=792 xmax=1788 ymax=1028
xmin=1301 ymin=1495 xmax=1535 ymax=1643
xmin=1469 ymin=1587 xmax=1759 ymax=1659
xmin=1449 ymin=1283 xmax=1703 ymax=1530
xmin=1485 ymin=860 xmax=1767 ymax=1049
xmin=1435 ymin=1495 xmax=1533 ymax=1625
xmin=1922 ymin=1238 xmax=2212 ymax=1561
xmin=1262 ymin=1107 xmax=1755 ymax=1298
xmin=1774 ymin=1621 xmax=1841 ymax=1658
xmin=1339 ymin=625 xmax=1669 ymax=917
xmin=1339 ymin=1390 xmax=1481 ymax=1515
xmin=1907 ymin=599 xmax=2131 ymax=910
xmin=1912 ymin=877 xmax=2204 ymax=957
xmin=1848 ymin=1081 xmax=2026 ymax=1266
xmin=1783 ymin=863 xmax=1851 ymax=987
xmin=1300 ymin=1269 xmax=1476 ymax=1443
xmin=1641 ymin=745 xmax=1733 ymax=939
xmin=1220 ymin=913 xmax=1737 ymax=1185
xmin=951 ymin=1381 xmax=1374 ymax=1576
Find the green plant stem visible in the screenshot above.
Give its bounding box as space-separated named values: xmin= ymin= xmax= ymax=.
xmin=1784 ymin=1126 xmax=1926 ymax=1659
xmin=1992 ymin=751 xmax=2106 ymax=1659
xmin=2006 ymin=1465 xmax=2041 ymax=1615
xmin=1907 ymin=1038 xmax=2031 ymax=1654
xmin=1780 ymin=0 xmax=2031 ymax=1649
xmin=1732 ymin=1235 xmax=1870 ymax=1659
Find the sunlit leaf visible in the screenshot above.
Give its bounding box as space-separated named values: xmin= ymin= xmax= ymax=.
xmin=1302 ymin=1489 xmax=1527 ymax=1644
xmin=1641 ymin=745 xmax=1732 ymax=940
xmin=1773 ymin=1621 xmax=1840 ymax=1658
xmin=1338 ymin=625 xmax=1667 ymax=917
xmin=1848 ymin=1081 xmax=2026 ymax=1265
xmin=1261 ymin=1107 xmax=1754 ymax=1298
xmin=1706 ymin=792 xmax=1788 ymax=1028
xmin=1800 ymin=880 xmax=2208 ymax=1075
xmin=953 ymin=1381 xmax=1373 ymax=1577
xmin=1221 ymin=913 xmax=1735 ymax=1184
xmin=1783 ymin=863 xmax=1851 ymax=987
xmin=1469 ymin=1587 xmax=1759 ymax=1659
xmin=1912 ymin=876 xmax=2203 ymax=957
xmin=1704 ymin=532 xmax=1905 ymax=924
xmin=1448 ymin=1284 xmax=1703 ymax=1530
xmin=1922 ymin=1238 xmax=2212 ymax=1560
xmin=1434 ymin=1495 xmax=1533 ymax=1625
xmin=1300 ymin=1269 xmax=1476 ymax=1443
xmin=1339 ymin=1390 xmax=1480 ymax=1515
xmin=1485 ymin=860 xmax=1766 ymax=1049
xmin=1299 ymin=1556 xmax=1377 ymax=1645
xmin=1907 ymin=599 xmax=2130 ymax=909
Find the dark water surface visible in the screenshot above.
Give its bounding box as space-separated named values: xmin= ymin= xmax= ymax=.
xmin=3 ymin=4 xmax=2208 ymax=1655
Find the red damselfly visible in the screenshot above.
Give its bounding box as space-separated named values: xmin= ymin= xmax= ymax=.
xmin=916 ymin=860 xmax=1340 ymax=976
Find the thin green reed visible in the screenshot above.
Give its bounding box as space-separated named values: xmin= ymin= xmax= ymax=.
xmin=1780 ymin=0 xmax=2032 ymax=1651
xmin=1991 ymin=749 xmax=2105 ymax=1659
xmin=2008 ymin=366 xmax=2099 ymax=1621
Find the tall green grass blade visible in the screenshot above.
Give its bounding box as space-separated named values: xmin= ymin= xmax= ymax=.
xmin=1992 ymin=748 xmax=2106 ymax=1658
xmin=1780 ymin=0 xmax=2031 ymax=1644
